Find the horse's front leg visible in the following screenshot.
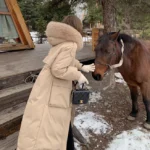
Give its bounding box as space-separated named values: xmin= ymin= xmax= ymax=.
xmin=140 ymin=83 xmax=150 ymax=129
xmin=127 ymin=85 xmax=139 ymax=121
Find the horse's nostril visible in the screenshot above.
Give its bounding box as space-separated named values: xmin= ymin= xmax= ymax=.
xmin=96 ymin=74 xmax=101 ymax=81
xmin=92 ymin=72 xmax=101 ymax=81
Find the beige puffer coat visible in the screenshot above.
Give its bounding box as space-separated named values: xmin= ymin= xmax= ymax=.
xmin=17 ymin=21 xmax=83 ymax=150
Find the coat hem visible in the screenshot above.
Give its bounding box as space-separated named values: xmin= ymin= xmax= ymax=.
xmin=33 ymin=104 xmax=48 ymax=149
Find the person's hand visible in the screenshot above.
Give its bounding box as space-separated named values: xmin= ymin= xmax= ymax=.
xmin=81 ymin=63 xmax=95 ymax=73
xmin=78 ymin=74 xmax=89 ymax=85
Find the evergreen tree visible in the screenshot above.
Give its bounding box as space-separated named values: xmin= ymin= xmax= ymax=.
xmin=18 ymin=0 xmax=74 ymax=36
xmin=18 ymin=0 xmax=150 ymax=39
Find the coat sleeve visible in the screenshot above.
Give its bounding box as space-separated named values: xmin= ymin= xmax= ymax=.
xmin=51 ymin=44 xmax=82 ymax=81
xmin=74 ymin=59 xmax=83 ymax=70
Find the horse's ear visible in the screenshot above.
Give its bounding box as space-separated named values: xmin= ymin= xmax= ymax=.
xmin=110 ymin=30 xmax=120 ymax=41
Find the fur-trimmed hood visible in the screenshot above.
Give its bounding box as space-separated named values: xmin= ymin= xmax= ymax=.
xmin=46 ymin=21 xmax=83 ymax=50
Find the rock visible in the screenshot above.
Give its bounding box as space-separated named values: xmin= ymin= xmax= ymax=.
xmin=104 ymin=102 xmax=109 ymax=106
xmin=143 ymin=122 xmax=150 ymax=130
xmin=127 ymin=115 xmax=136 ymax=121
xmin=107 ymin=110 xmax=111 ymax=113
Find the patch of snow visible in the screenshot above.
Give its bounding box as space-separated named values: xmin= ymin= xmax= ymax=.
xmin=30 ymin=31 xmax=92 ymax=44
xmin=30 ymin=31 xmax=38 ymax=37
xmin=74 ymin=112 xmax=112 ymax=141
xmin=30 ymin=32 xmax=39 ymax=43
xmin=89 ymin=92 xmax=102 ymax=103
xmin=83 ymin=36 xmax=92 ymax=43
xmin=115 ymin=73 xmax=127 ymax=85
xmin=74 ymin=142 xmax=81 ymax=150
xmin=30 ymin=31 xmax=48 ymax=44
xmin=106 ymin=128 xmax=150 ymax=150
xmin=115 ymin=72 xmax=123 ymax=79
xmin=115 ymin=78 xmax=126 ymax=85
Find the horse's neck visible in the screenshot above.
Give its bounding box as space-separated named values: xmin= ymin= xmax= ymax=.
xmin=123 ymin=40 xmax=136 ymax=55
xmin=118 ymin=40 xmax=150 ymax=84
xmin=123 ymin=40 xmax=149 ymax=57
xmin=119 ymin=40 xmax=149 ymax=73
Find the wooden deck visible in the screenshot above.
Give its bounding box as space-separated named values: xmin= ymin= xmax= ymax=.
xmin=0 ymin=43 xmax=95 ymax=79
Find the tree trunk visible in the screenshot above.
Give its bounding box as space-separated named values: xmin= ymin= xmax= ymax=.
xmin=121 ymin=7 xmax=132 ymax=35
xmin=101 ymin=0 xmax=116 ymax=33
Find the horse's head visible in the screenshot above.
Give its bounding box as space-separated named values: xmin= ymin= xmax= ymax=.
xmin=92 ymin=31 xmax=122 ymax=81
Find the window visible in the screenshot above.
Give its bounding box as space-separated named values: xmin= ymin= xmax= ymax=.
xmin=0 ymin=0 xmax=34 ymax=51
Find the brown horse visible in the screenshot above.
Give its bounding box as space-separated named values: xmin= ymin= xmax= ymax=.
xmin=92 ymin=31 xmax=150 ymax=129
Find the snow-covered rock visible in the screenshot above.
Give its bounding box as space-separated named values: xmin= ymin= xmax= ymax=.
xmin=74 ymin=112 xmax=112 ymax=141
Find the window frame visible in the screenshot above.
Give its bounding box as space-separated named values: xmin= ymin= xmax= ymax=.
xmin=0 ymin=0 xmax=35 ymax=51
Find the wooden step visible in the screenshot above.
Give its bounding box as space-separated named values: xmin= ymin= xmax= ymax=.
xmin=0 ymin=131 xmax=18 ymax=150
xmin=0 ymin=83 xmax=33 ymax=111
xmin=0 ymin=102 xmax=26 ymax=140
xmin=0 ymin=70 xmax=39 ymax=90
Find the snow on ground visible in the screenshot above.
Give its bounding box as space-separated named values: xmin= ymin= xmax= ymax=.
xmin=74 ymin=112 xmax=112 ymax=141
xmin=30 ymin=32 xmax=39 ymax=43
xmin=30 ymin=31 xmax=38 ymax=38
xmin=89 ymin=92 xmax=102 ymax=103
xmin=74 ymin=142 xmax=82 ymax=150
xmin=106 ymin=128 xmax=150 ymax=150
xmin=74 ymin=91 xmax=108 ymax=150
xmin=30 ymin=31 xmax=92 ymax=44
xmin=83 ymin=36 xmax=92 ymax=43
xmin=115 ymin=73 xmax=127 ymax=85
xmin=74 ymin=74 xmax=150 ymax=150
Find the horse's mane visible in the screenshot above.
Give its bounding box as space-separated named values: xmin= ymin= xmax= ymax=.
xmin=117 ymin=33 xmax=138 ymax=54
xmin=108 ymin=32 xmax=137 ymax=44
xmin=97 ymin=32 xmax=139 ymax=54
xmin=118 ymin=33 xmax=137 ymax=44
xmin=98 ymin=32 xmax=137 ymax=44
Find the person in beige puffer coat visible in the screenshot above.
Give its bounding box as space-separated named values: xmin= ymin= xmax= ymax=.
xmin=17 ymin=15 xmax=95 ymax=150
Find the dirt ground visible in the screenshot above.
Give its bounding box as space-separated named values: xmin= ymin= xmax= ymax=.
xmin=75 ymin=72 xmax=147 ymax=150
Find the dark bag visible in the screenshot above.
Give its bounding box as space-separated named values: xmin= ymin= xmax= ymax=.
xmin=72 ymin=83 xmax=90 ymax=105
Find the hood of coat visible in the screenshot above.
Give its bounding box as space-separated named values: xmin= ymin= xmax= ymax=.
xmin=46 ymin=21 xmax=83 ymax=51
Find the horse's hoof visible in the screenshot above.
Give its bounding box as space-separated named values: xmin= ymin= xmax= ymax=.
xmin=127 ymin=115 xmax=136 ymax=121
xmin=143 ymin=122 xmax=150 ymax=130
